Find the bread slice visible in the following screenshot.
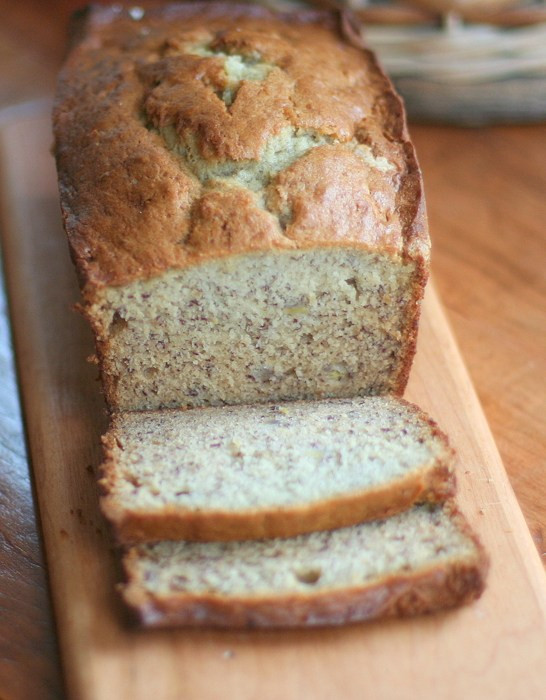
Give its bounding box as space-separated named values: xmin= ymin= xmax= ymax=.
xmin=100 ymin=397 xmax=455 ymax=543
xmin=121 ymin=503 xmax=487 ymax=628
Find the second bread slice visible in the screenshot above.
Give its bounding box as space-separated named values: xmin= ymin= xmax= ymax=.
xmin=100 ymin=397 xmax=455 ymax=543
xmin=121 ymin=504 xmax=487 ymax=628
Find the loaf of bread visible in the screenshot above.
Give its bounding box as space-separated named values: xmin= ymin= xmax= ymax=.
xmin=53 ymin=2 xmax=429 ymax=412
xmin=100 ymin=397 xmax=455 ymax=543
xmin=53 ymin=2 xmax=485 ymax=632
xmin=121 ymin=503 xmax=487 ymax=628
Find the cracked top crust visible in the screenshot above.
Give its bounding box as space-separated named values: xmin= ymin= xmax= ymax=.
xmin=53 ymin=2 xmax=428 ymax=292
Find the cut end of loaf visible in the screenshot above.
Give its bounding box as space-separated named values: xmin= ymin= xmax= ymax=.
xmin=120 ymin=504 xmax=488 ymax=628
xmin=87 ymin=248 xmax=425 ymax=411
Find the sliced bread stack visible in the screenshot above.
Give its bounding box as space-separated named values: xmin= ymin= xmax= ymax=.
xmin=99 ymin=397 xmax=487 ymax=627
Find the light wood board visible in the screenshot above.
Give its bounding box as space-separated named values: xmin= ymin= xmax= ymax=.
xmin=1 ymin=105 xmax=545 ymax=700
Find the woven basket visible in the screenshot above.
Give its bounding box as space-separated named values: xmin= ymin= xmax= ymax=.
xmin=363 ymin=11 xmax=546 ymax=124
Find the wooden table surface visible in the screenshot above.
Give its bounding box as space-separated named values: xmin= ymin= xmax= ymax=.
xmin=0 ymin=2 xmax=544 ymax=699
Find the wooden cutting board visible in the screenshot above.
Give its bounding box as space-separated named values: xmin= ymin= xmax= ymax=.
xmin=1 ymin=104 xmax=545 ymax=700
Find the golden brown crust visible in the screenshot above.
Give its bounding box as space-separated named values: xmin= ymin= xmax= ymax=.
xmin=53 ymin=2 xmax=429 ymax=296
xmin=391 ymin=252 xmax=428 ymax=395
xmin=120 ymin=506 xmax=488 ymax=628
xmin=98 ymin=398 xmax=456 ymax=543
xmin=125 ymin=562 xmax=486 ymax=628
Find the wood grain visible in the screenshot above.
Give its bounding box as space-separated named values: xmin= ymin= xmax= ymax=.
xmin=412 ymin=125 xmax=546 ymax=560
xmin=1 ymin=108 xmax=545 ymax=700
xmin=0 ymin=2 xmax=69 ymax=693
xmin=0 ymin=257 xmax=63 ymax=700
xmin=0 ymin=105 xmax=64 ymax=700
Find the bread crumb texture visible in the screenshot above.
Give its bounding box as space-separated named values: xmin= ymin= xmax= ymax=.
xmin=93 ymin=249 xmax=420 ymax=408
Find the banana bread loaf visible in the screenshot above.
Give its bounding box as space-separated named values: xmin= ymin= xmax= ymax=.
xmin=53 ymin=2 xmax=429 ymax=411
